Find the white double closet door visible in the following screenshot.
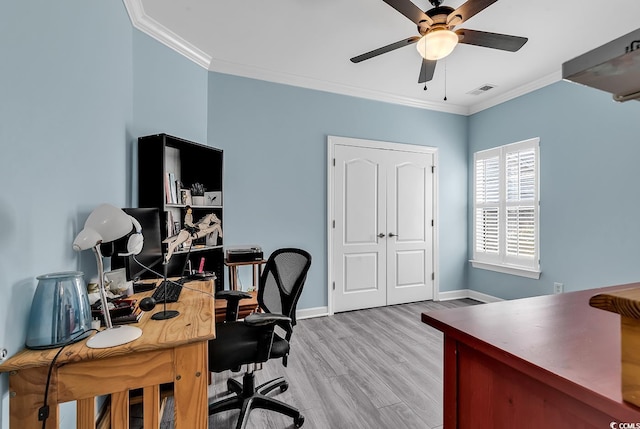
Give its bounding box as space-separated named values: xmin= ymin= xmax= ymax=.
xmin=331 ymin=138 xmax=435 ymax=313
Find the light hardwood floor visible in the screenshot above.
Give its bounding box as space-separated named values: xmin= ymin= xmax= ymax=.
xmin=156 ymin=298 xmax=479 ymax=429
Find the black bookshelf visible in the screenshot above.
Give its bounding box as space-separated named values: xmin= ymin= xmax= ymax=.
xmin=138 ymin=133 xmax=224 ymax=291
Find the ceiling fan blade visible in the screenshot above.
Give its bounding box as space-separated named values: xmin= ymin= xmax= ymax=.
xmin=418 ymin=58 xmax=437 ymax=83
xmin=447 ymin=0 xmax=497 ymax=26
xmin=456 ymin=29 xmax=528 ymax=52
xmin=350 ymin=36 xmax=420 ymax=63
xmin=382 ymin=0 xmax=433 ymax=26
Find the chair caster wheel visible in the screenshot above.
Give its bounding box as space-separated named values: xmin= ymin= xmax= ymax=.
xmin=280 ymin=382 xmax=289 ymax=392
xmin=294 ymin=414 xmax=304 ymax=427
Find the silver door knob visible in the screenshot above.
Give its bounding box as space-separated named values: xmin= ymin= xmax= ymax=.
xmin=378 ymin=233 xmax=386 ymax=238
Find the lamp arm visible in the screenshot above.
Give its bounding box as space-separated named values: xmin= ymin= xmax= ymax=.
xmin=92 ymin=245 xmax=113 ymax=329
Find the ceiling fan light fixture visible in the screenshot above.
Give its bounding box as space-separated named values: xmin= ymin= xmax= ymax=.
xmin=416 ymin=28 xmax=459 ymax=60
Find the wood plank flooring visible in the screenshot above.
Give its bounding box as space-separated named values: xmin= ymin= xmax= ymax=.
xmin=157 ymin=298 xmax=480 ymax=429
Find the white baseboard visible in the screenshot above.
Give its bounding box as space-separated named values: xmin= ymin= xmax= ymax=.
xmin=296 ymin=306 xmax=328 ymax=320
xmin=437 ymin=289 xmax=503 ymax=303
xmin=297 ymin=291 xmax=499 ymax=320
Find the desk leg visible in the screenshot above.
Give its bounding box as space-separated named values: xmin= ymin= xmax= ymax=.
xmin=9 ymin=366 xmax=59 ymax=429
xmin=228 ymin=266 xmax=239 ymax=290
xmin=174 ymin=342 xmax=208 ymax=429
xmin=253 ymin=265 xmax=257 ymax=290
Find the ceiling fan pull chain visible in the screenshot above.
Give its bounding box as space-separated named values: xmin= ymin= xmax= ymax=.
xmin=423 ymin=37 xmax=428 ymax=91
xmin=444 ymin=60 xmax=448 ymax=101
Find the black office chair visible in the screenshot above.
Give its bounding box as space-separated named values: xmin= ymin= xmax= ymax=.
xmin=208 ymin=248 xmax=312 ymax=429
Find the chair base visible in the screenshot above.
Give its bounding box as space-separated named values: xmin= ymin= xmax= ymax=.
xmin=209 ymin=372 xmax=305 ymax=429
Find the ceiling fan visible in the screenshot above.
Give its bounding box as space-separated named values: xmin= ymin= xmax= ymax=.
xmin=350 ymin=0 xmax=528 ymax=84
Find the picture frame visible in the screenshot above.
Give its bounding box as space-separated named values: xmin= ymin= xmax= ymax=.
xmin=204 ymin=191 xmax=222 ymax=206
xmin=180 ymin=189 xmax=192 ymax=206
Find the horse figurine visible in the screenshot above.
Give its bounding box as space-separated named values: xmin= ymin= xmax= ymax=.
xmin=163 ymin=210 xmax=222 ymax=263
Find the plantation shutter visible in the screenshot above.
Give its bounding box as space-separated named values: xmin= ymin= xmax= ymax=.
xmin=475 ymin=154 xmax=500 ymax=258
xmin=505 ymin=147 xmax=537 ymax=266
xmin=472 ymin=138 xmax=539 ymax=277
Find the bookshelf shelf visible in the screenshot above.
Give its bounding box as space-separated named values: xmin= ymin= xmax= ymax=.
xmin=138 ymin=134 xmax=224 ymax=290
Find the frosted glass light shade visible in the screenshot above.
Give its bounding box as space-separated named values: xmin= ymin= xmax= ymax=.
xmin=416 ymin=29 xmax=459 ymax=60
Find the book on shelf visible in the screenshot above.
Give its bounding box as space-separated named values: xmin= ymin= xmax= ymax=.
xmin=164 ymin=173 xmax=172 ymax=204
xmin=168 ymin=172 xmax=178 ymax=204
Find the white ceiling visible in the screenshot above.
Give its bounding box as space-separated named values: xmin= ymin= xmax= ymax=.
xmin=129 ymin=0 xmax=640 ymax=115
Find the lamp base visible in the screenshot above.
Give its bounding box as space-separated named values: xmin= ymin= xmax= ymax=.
xmin=86 ymin=325 xmax=142 ymax=349
xmin=151 ymin=310 xmax=180 ymax=320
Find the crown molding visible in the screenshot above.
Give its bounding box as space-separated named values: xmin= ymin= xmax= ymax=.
xmin=122 ymin=0 xmax=556 ymax=116
xmin=122 ymin=0 xmax=211 ymax=69
xmin=208 ymin=58 xmax=470 ymax=116
xmin=122 ymin=0 xmax=469 ymax=115
xmin=467 ymin=71 xmax=562 ymax=115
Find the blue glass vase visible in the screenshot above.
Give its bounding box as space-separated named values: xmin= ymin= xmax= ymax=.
xmin=25 ymin=271 xmax=92 ymax=349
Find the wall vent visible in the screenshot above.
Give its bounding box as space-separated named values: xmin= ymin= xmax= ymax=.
xmin=467 ymin=84 xmax=497 ymax=95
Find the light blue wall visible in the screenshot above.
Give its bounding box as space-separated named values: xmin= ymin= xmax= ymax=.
xmin=131 ymin=31 xmax=208 ymax=145
xmin=131 ymin=30 xmax=209 ymax=205
xmin=0 ymin=0 xmax=134 ymax=426
xmin=207 ymin=73 xmax=469 ymax=309
xmin=468 ymin=81 xmax=640 ymax=299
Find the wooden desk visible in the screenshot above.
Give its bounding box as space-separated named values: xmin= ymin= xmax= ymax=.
xmin=422 ymin=284 xmax=640 ymax=429
xmin=225 ymin=259 xmax=266 ymax=291
xmin=0 ymin=279 xmax=215 ymax=429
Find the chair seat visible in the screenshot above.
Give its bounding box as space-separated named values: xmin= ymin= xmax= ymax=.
xmin=209 ymin=322 xmax=289 ymax=372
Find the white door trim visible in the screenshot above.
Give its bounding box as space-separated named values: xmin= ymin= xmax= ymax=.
xmin=327 ymin=135 xmax=439 ymax=315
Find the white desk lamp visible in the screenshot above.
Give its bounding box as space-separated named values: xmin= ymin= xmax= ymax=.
xmin=73 ymin=204 xmax=144 ymax=348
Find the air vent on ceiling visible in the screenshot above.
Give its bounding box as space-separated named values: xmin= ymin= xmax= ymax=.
xmin=467 ymin=84 xmax=497 ymax=95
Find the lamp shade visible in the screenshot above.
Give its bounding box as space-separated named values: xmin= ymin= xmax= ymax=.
xmin=72 ymin=203 xmax=143 ymax=349
xmin=73 ymin=204 xmax=134 ymax=251
xmin=416 ymin=29 xmax=459 ymax=60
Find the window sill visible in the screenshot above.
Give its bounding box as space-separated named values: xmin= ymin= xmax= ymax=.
xmin=470 ymin=260 xmax=541 ymax=279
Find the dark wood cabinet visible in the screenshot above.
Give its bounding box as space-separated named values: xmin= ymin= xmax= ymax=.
xmin=422 ymin=285 xmax=640 ymax=428
xmin=138 ymin=133 xmax=224 ymax=290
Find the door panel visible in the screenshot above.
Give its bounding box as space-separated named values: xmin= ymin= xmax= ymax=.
xmin=345 ymin=158 xmax=378 ymax=244
xmin=387 ymin=152 xmax=433 ymax=305
xmin=333 ymin=145 xmax=386 ymax=312
xmin=396 ymin=250 xmax=426 ymax=287
xmin=396 ymin=163 xmax=427 ymax=242
xmin=344 ymin=253 xmax=379 ymax=292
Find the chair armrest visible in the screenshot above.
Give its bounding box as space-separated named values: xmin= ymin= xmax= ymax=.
xmin=215 ymin=290 xmax=253 ymax=301
xmin=244 ymin=313 xmax=291 ymax=327
xmin=216 ymin=290 xmax=253 ymax=321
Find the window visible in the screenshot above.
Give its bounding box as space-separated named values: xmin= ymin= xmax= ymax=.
xmin=472 ymin=138 xmax=540 ymax=279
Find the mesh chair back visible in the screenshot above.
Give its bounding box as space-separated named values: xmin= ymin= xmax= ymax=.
xmin=258 ymin=248 xmax=312 ymax=327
